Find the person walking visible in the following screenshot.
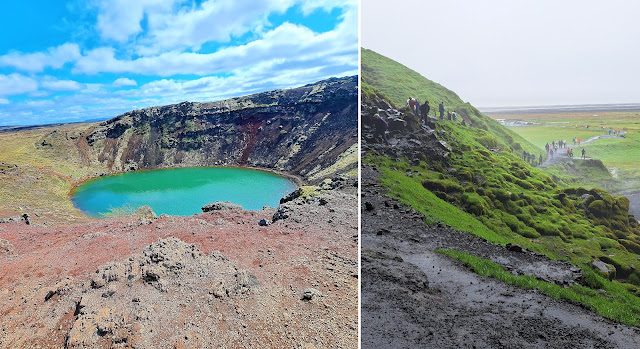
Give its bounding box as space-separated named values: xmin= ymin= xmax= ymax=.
xmin=439 ymin=101 xmax=445 ymax=120
xmin=581 ymin=148 xmax=586 ymax=159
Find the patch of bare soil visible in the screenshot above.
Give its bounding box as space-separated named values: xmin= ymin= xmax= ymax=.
xmin=0 ymin=180 xmax=357 ymax=348
xmin=361 ymin=165 xmax=640 ymax=349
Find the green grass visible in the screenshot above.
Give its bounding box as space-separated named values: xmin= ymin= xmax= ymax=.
xmin=375 ymin=157 xmax=510 ymax=245
xmin=438 ymin=248 xmax=640 ymax=326
xmin=508 ymin=125 xmax=606 ymax=149
xmin=499 ymin=114 xmax=640 ymax=193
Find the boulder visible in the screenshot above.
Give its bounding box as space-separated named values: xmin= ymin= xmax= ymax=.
xmin=591 ymin=260 xmax=616 ymax=280
xmin=201 ymin=201 xmax=243 ymax=212
xmin=272 ymin=205 xmax=291 ymax=222
xmin=280 ymin=188 xmax=303 ymax=204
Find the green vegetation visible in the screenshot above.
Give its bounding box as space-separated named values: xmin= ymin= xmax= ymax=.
xmin=363 ymin=48 xmax=640 ymax=324
xmin=99 ymin=204 xmax=137 ymax=218
xmin=438 ymin=249 xmax=640 ymax=326
xmin=498 ymin=113 xmax=640 ymax=193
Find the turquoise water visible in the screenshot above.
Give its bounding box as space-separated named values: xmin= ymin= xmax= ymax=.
xmin=71 ymin=167 xmax=297 ymax=217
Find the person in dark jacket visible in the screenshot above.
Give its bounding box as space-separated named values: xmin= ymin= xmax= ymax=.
xmin=419 ymin=100 xmax=430 ymax=121
xmin=439 ymin=101 xmax=445 ymax=120
xmin=373 ymin=113 xmax=388 ymax=142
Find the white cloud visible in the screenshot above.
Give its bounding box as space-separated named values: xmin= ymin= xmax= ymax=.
xmin=0 ymin=74 xmax=39 ymax=96
xmin=95 ymin=0 xmax=180 ymax=42
xmin=0 ymin=98 xmax=8 ymax=104
xmin=41 ymin=77 xmax=83 ymax=91
xmin=0 ymin=43 xmax=81 ymax=73
xmin=136 ymin=0 xmax=295 ymax=55
xmin=298 ymin=0 xmax=355 ymax=14
xmin=74 ymin=11 xmax=357 ymax=77
xmin=113 ymin=77 xmax=138 ymax=87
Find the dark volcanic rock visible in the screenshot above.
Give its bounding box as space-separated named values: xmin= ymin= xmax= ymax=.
xmin=201 ymin=201 xmax=243 ymax=212
xmin=83 ymin=76 xmax=358 ymax=183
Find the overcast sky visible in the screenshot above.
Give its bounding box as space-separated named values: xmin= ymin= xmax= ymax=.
xmin=363 ymin=0 xmax=640 ymax=108
xmin=0 ymin=0 xmax=357 ymax=126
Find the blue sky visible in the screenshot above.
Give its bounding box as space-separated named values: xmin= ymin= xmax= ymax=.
xmin=0 ymin=0 xmax=358 ymax=126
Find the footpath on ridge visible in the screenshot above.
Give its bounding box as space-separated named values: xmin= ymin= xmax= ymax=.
xmin=539 ymin=133 xmax=626 ymax=168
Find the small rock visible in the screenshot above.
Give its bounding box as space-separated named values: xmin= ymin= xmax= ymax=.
xmin=258 ymin=219 xmax=269 ymax=226
xmin=364 ymin=202 xmax=374 ymax=211
xmin=301 ymin=287 xmax=322 ymax=301
xmin=506 ymin=243 xmax=524 ymax=253
xmin=0 ymin=239 xmax=14 ymax=255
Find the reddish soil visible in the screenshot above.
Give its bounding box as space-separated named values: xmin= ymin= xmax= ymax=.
xmin=0 ymin=184 xmax=357 ymax=348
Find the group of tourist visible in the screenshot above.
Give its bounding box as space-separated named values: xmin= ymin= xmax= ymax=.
xmin=607 ymin=127 xmax=623 ymax=136
xmin=372 ymin=97 xmax=465 ymax=143
xmin=405 ymin=97 xmax=447 ymax=120
xmin=522 ymin=151 xmax=542 ymax=166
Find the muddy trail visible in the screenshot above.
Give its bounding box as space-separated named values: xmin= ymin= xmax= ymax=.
xmin=361 ymin=165 xmax=640 ymax=348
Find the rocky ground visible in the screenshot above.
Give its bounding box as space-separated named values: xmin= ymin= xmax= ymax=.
xmin=361 ymin=164 xmax=640 ymax=348
xmin=0 ymin=178 xmax=358 ymax=348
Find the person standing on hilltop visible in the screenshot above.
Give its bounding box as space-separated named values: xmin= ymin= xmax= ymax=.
xmin=539 ymin=153 xmax=543 ymax=166
xmin=439 ymin=101 xmax=445 ymax=120
xmin=581 ymin=148 xmax=586 ymax=159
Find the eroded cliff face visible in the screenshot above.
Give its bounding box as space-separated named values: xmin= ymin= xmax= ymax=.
xmin=82 ymin=76 xmax=358 ymax=183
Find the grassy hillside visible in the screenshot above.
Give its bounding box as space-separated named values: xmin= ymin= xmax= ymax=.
xmin=363 ymin=48 xmax=640 ymax=325
xmin=361 ymin=48 xmax=542 ymax=158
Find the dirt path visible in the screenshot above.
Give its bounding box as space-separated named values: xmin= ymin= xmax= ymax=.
xmin=539 ymin=133 xmax=625 ymax=168
xmin=361 ymin=165 xmax=640 ymax=348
